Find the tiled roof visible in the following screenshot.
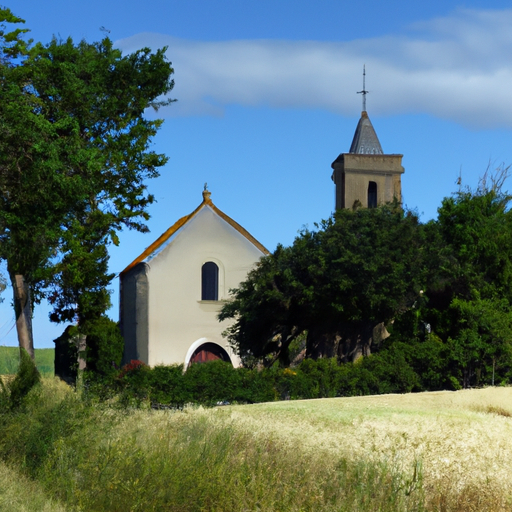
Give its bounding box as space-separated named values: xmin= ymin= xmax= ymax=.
xmin=120 ymin=190 xmax=269 ymax=275
xmin=349 ymin=111 xmax=383 ymax=155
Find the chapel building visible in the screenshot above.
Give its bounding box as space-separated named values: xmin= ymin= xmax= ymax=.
xmin=119 ymin=85 xmax=404 ymax=368
xmin=119 ymin=188 xmax=268 ymax=368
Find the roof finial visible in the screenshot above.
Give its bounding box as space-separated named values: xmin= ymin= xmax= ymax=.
xmin=202 ymin=183 xmax=212 ymax=203
xmin=357 ymin=65 xmax=368 ymax=112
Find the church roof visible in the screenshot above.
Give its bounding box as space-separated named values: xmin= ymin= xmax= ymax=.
xmin=120 ymin=189 xmax=269 ymax=275
xmin=349 ymin=111 xmax=383 ymax=155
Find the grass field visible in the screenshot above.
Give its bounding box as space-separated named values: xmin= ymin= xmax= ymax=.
xmin=225 ymin=388 xmax=512 ymax=510
xmin=1 ymin=379 xmax=511 ymax=511
xmin=0 ymin=346 xmax=54 ymax=376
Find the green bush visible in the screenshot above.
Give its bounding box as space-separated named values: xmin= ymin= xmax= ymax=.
xmin=88 ymin=345 xmax=455 ymax=408
xmin=236 ymin=367 xmax=275 ymax=403
xmin=116 ymin=360 xmax=152 ymax=406
xmin=183 ymin=360 xmax=240 ymax=406
xmin=148 ymin=364 xmax=189 ymax=408
xmin=85 ymin=317 xmax=124 ymax=379
xmin=0 ymin=348 xmax=41 ymax=410
xmin=298 ymin=358 xmax=341 ymax=398
xmin=396 ymin=336 xmax=452 ymax=391
xmin=360 ymin=348 xmax=421 ymax=394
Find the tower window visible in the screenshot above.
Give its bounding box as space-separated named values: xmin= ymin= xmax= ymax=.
xmin=368 ymin=181 xmax=377 ymax=208
xmin=201 ymin=262 xmax=219 ymax=300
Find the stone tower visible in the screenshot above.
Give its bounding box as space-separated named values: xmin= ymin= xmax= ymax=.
xmin=331 ymin=111 xmax=404 ymax=210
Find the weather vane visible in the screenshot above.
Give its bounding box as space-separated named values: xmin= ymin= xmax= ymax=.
xmin=357 ymin=65 xmax=368 ymax=112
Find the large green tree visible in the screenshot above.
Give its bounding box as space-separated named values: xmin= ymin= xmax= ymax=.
xmin=421 ymin=176 xmax=512 ymax=387
xmin=220 ymin=203 xmax=426 ymax=367
xmin=0 ymin=8 xmax=174 ymax=357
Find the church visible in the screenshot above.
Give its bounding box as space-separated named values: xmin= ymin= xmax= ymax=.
xmin=119 ymin=106 xmax=404 ymax=368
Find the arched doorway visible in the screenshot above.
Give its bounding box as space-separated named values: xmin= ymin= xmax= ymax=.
xmin=188 ymin=342 xmax=231 ymax=365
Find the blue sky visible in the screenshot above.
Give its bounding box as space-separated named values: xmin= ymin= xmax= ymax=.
xmin=2 ymin=1 xmax=512 ymax=348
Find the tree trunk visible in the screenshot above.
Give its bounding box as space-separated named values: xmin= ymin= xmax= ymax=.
xmin=12 ymin=274 xmax=35 ymax=360
xmin=337 ymin=322 xmax=374 ymax=362
xmin=77 ymin=333 xmax=87 ymax=371
xmin=306 ymin=327 xmax=340 ymax=360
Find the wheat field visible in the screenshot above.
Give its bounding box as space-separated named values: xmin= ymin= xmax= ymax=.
xmin=2 ymin=380 xmax=512 ymax=511
xmin=175 ymin=387 xmax=512 ymax=509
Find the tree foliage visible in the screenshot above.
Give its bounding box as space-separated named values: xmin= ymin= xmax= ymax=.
xmin=220 ymin=203 xmax=426 ymax=367
xmin=419 ymin=175 xmax=512 ymax=387
xmin=0 ymin=8 xmax=175 ymax=356
xmin=221 ymin=169 xmax=512 ymax=389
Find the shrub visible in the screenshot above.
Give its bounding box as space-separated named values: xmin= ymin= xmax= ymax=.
xmin=85 ymin=316 xmax=124 ymax=379
xmin=298 ymin=358 xmax=341 ymax=398
xmin=0 ymin=348 xmax=41 ymax=410
xmin=360 ymin=348 xmax=421 ymax=394
xmin=183 ymin=360 xmax=240 ymax=406
xmin=116 ymin=360 xmax=151 ymax=406
xmin=84 ymin=344 xmax=449 ymax=408
xmin=236 ymin=367 xmax=275 ymax=403
xmin=147 ymin=364 xmax=189 ymax=408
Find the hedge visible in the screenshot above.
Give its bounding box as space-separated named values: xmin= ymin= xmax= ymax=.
xmin=103 ymin=353 xmax=425 ymax=408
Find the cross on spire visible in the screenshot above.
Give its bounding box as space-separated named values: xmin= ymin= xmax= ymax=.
xmin=357 ymin=65 xmax=368 ymax=112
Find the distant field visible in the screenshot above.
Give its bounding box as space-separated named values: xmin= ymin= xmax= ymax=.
xmin=0 ymin=346 xmax=54 ymax=376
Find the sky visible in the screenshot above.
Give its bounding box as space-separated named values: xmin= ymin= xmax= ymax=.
xmin=1 ymin=0 xmax=512 ymax=348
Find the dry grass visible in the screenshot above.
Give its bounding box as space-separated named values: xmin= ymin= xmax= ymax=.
xmin=98 ymin=386 xmax=512 ymax=510
xmin=209 ymin=387 xmax=512 ymax=510
xmin=3 ymin=380 xmax=512 ymax=511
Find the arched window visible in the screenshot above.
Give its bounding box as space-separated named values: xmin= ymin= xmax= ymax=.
xmin=368 ymin=181 xmax=377 ymax=208
xmin=201 ymin=261 xmax=219 ymax=300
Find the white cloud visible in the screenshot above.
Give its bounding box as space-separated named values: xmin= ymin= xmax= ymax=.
xmin=117 ymin=8 xmax=512 ymax=129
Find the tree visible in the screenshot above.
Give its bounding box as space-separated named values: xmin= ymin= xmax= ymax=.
xmin=220 ymin=203 xmax=426 ymax=366
xmin=0 ymin=7 xmax=30 ymax=64
xmin=0 ymin=8 xmax=48 ymax=358
xmin=421 ymin=174 xmax=512 ymax=387
xmin=444 ymin=298 xmax=512 ymax=387
xmin=0 ymin=9 xmax=175 ymax=357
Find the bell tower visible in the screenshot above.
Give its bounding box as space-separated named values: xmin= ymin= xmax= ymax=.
xmin=331 ymin=68 xmax=404 ymax=210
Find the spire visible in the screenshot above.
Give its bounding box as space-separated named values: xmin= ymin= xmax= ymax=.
xmin=331 ymin=66 xmax=404 ymax=211
xmin=357 ymin=65 xmax=368 ymax=112
xmin=350 ymin=67 xmax=383 ymax=154
xmin=349 ymin=111 xmax=383 ymax=155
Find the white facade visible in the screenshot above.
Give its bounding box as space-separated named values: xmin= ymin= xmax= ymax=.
xmin=120 ymin=190 xmax=268 ymax=367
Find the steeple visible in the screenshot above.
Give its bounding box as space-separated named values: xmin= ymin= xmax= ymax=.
xmin=331 ymin=68 xmax=404 ymax=210
xmin=351 ymin=67 xmax=383 ymax=154
xmin=349 ymin=111 xmax=383 ymax=155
